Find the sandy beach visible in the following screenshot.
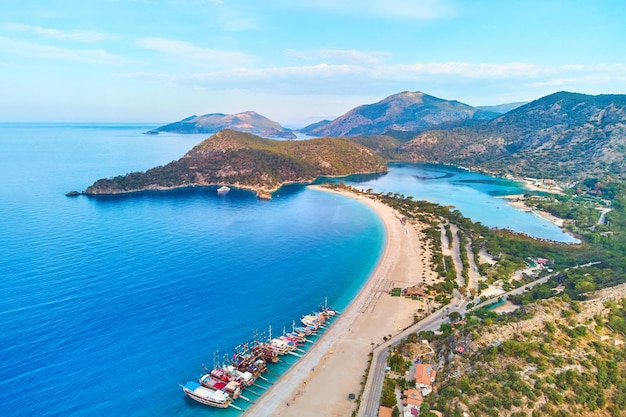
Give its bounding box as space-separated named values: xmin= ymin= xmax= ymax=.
xmin=243 ymin=186 xmax=437 ymax=417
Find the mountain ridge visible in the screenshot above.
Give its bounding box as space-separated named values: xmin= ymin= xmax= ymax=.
xmin=308 ymin=91 xmax=499 ymax=137
xmin=397 ymin=91 xmax=626 ymax=179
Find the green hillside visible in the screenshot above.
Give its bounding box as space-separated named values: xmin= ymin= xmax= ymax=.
xmin=398 ymin=92 xmax=626 ymax=180
xmin=83 ymin=129 xmax=387 ymax=197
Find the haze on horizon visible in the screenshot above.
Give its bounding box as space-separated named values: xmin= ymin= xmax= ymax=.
xmin=1 ymin=0 xmax=625 ymax=127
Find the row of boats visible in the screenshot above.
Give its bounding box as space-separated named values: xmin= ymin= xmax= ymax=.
xmin=181 ymin=304 xmax=338 ymax=409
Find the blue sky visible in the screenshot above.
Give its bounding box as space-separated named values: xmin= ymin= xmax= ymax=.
xmin=1 ymin=0 xmax=625 ymax=126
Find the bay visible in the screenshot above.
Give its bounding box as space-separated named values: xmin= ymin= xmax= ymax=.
xmin=0 ymin=124 xmax=575 ymax=417
xmin=0 ymin=124 xmax=383 ymax=417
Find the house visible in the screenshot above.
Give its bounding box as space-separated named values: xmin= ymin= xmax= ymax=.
xmin=378 ymin=405 xmax=393 ymax=417
xmin=414 ymin=363 xmax=437 ymax=395
xmin=405 ymin=284 xmax=427 ymax=298
xmin=403 ymin=388 xmax=423 ymax=407
xmin=403 ymin=388 xmax=423 ymax=417
xmin=404 ymin=404 xmax=419 ymax=417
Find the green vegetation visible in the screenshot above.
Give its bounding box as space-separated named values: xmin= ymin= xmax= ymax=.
xmin=351 ymin=180 xmax=626 ymax=416
xmin=349 ymin=135 xmax=402 ymax=160
xmin=425 ymin=297 xmax=626 ymax=417
xmin=364 ymin=188 xmax=624 ymax=300
xmin=84 ymin=129 xmax=387 ymax=195
xmin=381 ymin=376 xmax=398 ymax=408
xmin=397 ymin=92 xmax=626 ymax=180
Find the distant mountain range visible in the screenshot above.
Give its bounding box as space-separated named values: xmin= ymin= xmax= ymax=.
xmin=83 ymin=90 xmax=626 ymax=198
xmin=150 ymin=93 xmax=523 ymax=140
xmin=476 ymin=102 xmax=527 ymax=114
xmin=303 ymin=91 xmax=509 ymax=137
xmin=148 ymin=111 xmax=296 ymax=139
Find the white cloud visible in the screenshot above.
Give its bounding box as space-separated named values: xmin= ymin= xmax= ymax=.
xmin=273 ymin=0 xmax=455 ymax=19
xmin=393 ymin=62 xmax=543 ymax=78
xmin=115 ymin=60 xmax=626 ymax=103
xmin=286 ymin=49 xmax=392 ymax=66
xmin=0 ymin=36 xmax=123 ymax=64
xmin=5 ymin=23 xmax=117 ymax=43
xmin=530 ymin=64 xmax=626 ymax=88
xmin=135 ymin=37 xmax=254 ymax=68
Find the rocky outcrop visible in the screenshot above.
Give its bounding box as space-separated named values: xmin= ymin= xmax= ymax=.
xmin=399 ymin=92 xmax=626 ymax=179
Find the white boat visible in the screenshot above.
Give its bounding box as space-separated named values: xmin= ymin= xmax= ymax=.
xmin=182 ymin=381 xmax=232 ymax=408
xmin=217 ymin=186 xmax=230 ymax=194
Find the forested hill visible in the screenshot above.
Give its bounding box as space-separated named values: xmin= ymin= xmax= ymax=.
xmin=398 ymin=92 xmax=626 ymax=180
xmin=83 ymin=129 xmax=387 ymax=197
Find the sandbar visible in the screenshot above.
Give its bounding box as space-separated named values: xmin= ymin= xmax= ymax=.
xmin=243 ymin=185 xmax=438 ymax=417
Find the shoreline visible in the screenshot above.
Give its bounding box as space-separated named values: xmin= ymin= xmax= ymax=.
xmin=497 ymin=194 xmax=565 ymax=228
xmin=243 ymin=185 xmax=437 ymax=416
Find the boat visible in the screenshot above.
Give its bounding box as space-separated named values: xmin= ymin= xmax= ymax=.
xmin=217 ymin=185 xmax=230 ymax=194
xmin=255 ymin=342 xmax=280 ymax=363
xmin=301 ymin=313 xmax=324 ymax=329
xmin=222 ymin=364 xmax=256 ymax=386
xmin=269 ymin=337 xmax=296 ymax=355
xmin=199 ymin=374 xmax=242 ymax=399
xmin=293 ymin=325 xmax=313 ymax=336
xmin=182 ymin=381 xmax=232 ymax=408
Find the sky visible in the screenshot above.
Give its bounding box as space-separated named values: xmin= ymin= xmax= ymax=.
xmin=1 ymin=0 xmax=625 ymax=127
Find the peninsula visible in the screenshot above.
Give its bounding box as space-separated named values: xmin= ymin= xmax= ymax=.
xmin=81 ymin=129 xmax=387 ymax=198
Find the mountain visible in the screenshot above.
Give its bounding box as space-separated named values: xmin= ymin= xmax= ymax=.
xmin=398 ymin=92 xmax=626 ymax=179
xmin=149 ymin=111 xmax=296 ymax=139
xmin=476 ymin=102 xmax=528 ymax=114
xmin=83 ymin=129 xmax=387 ymax=198
xmin=308 ymin=91 xmax=498 ymax=137
xmin=299 ymin=119 xmax=331 ymax=135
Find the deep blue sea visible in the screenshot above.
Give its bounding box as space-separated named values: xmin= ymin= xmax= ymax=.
xmin=0 ymin=124 xmax=574 ymax=417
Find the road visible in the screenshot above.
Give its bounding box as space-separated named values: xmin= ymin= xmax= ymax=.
xmin=356 ymin=308 xmax=446 ymax=417
xmin=357 ymin=261 xmax=601 ymax=416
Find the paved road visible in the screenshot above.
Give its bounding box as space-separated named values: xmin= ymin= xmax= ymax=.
xmin=357 ymin=307 xmax=447 ymax=417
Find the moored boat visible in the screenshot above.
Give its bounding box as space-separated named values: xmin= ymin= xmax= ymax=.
xmin=182 ymin=381 xmax=232 ymax=408
xmin=217 ymin=185 xmax=230 ymax=194
xmin=199 ymin=374 xmax=242 ymax=399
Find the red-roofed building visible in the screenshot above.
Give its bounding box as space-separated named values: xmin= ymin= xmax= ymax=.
xmin=414 ymin=363 xmax=437 ymax=395
xmin=403 ymin=388 xmax=423 ymax=417
xmin=403 ymin=388 xmax=423 ymax=407
xmin=378 ymin=405 xmax=393 ymax=417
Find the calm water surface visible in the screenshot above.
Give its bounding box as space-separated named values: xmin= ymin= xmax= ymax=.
xmin=340 ymin=162 xmax=578 ymax=243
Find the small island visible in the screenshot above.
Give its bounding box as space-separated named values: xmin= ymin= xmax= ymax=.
xmin=81 ymin=129 xmax=387 ymax=198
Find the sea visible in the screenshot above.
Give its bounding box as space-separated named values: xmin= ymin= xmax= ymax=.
xmin=0 ymin=123 xmax=575 ymax=417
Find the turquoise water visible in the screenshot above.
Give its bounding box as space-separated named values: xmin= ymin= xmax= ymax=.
xmin=0 ymin=124 xmax=575 ymax=417
xmin=338 ymin=162 xmax=578 ymax=243
xmin=0 ymin=124 xmax=383 ymax=417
